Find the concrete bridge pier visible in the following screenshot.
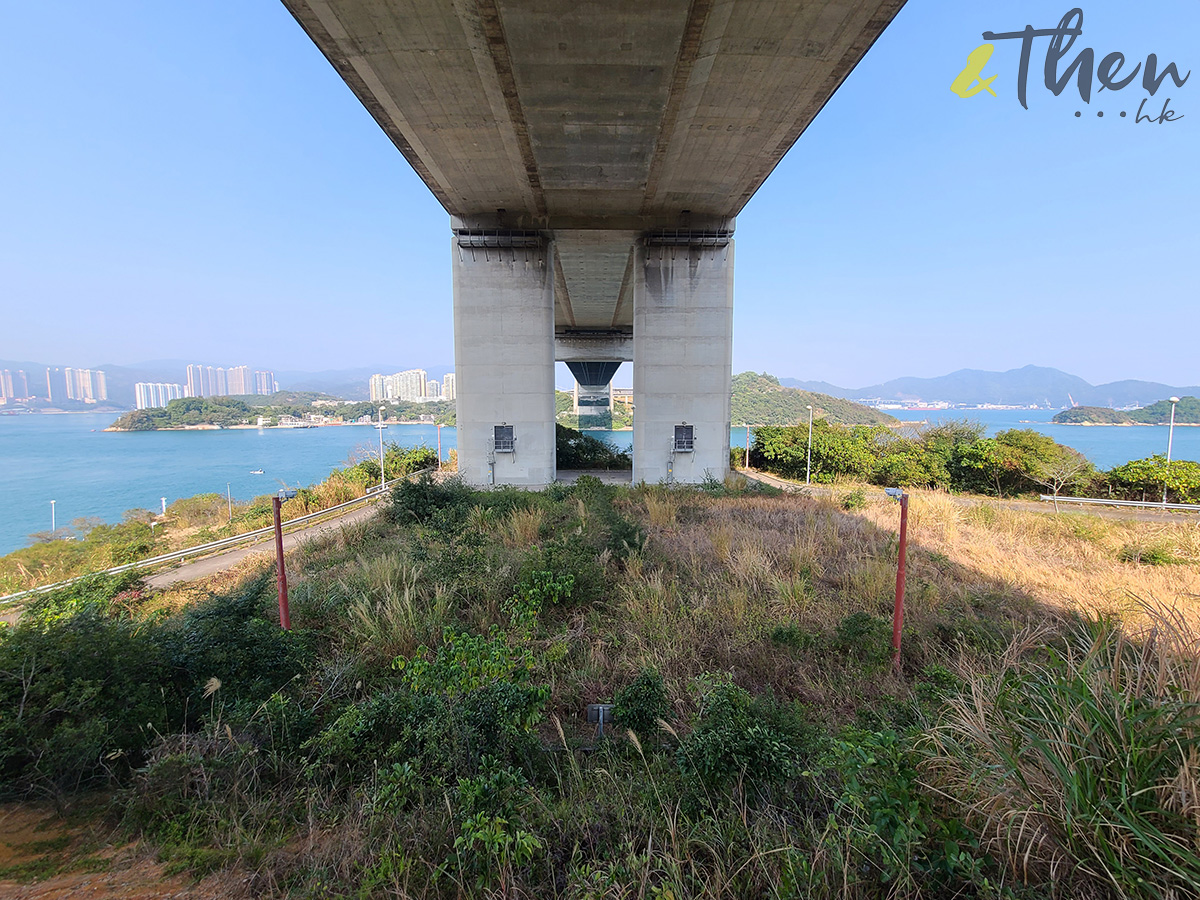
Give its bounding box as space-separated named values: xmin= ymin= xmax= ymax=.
xmin=452 ymin=230 xmax=557 ymax=487
xmin=633 ymin=236 xmax=734 ymax=485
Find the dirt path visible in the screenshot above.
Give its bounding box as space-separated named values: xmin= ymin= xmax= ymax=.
xmin=743 ymin=469 xmax=1200 ymax=525
xmin=0 ymin=804 xmax=233 ymax=900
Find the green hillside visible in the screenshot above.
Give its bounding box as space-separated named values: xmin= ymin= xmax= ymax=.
xmin=732 ymin=372 xmax=897 ymax=426
xmin=1053 ymin=396 xmax=1200 ymax=425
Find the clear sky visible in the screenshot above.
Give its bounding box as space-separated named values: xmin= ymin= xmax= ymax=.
xmin=1 ymin=2 xmax=1195 ymax=388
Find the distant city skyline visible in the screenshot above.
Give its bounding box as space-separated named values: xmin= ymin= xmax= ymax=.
xmin=1 ymin=3 xmax=1195 ymax=389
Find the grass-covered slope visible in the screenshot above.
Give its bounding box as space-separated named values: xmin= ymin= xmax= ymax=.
xmin=3 ymin=478 xmax=1199 ymax=898
xmin=732 ymin=371 xmax=897 ymax=426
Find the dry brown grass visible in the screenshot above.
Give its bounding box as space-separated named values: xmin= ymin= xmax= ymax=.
xmin=502 ymin=506 xmax=544 ymax=548
xmin=858 ymin=489 xmax=1200 ymax=627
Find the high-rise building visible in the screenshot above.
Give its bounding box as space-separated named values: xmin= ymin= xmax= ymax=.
xmin=64 ymin=367 xmax=96 ymax=401
xmin=442 ymin=373 xmax=456 ymax=402
xmin=135 ymin=382 xmax=185 ymax=410
xmin=186 ymin=364 xmax=204 ymax=398
xmin=0 ymin=370 xmax=12 ymax=399
xmin=426 ymin=380 xmax=441 ymax=399
xmin=45 ymin=368 xmax=53 ymax=401
xmin=227 ymin=365 xmax=250 ymax=395
xmin=368 ymin=369 xmax=427 ymax=402
xmin=396 ymin=369 xmax=427 ymax=401
xmin=94 ymin=370 xmax=107 ymax=401
xmin=17 ymin=370 xmax=28 ymax=399
xmin=254 ymin=371 xmax=277 ymax=395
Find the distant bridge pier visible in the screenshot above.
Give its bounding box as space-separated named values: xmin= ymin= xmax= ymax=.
xmin=452 ymin=228 xmax=557 ymax=487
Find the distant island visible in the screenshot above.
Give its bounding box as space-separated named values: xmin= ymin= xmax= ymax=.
xmin=106 ymin=394 xmax=455 ymax=431
xmin=1052 ymin=396 xmax=1200 ymax=426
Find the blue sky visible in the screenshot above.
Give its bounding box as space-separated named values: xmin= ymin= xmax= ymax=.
xmin=1 ymin=1 xmax=1195 ymax=389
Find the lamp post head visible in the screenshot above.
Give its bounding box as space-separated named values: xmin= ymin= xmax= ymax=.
xmin=1170 ymin=397 xmax=1181 ymax=403
xmin=806 ymin=404 xmax=813 ymax=410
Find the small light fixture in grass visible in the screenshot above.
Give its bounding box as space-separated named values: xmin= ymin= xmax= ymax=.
xmin=586 ymin=703 xmax=614 ymax=737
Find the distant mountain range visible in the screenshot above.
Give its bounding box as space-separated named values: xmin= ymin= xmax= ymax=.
xmin=779 ymin=366 xmax=1200 ymax=409
xmin=5 ymin=359 xmax=1194 ymax=412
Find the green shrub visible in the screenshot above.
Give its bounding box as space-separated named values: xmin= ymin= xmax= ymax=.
xmin=0 ymin=583 xmax=172 ymax=793
xmin=841 ymin=489 xmax=867 ymax=511
xmin=677 ymin=675 xmax=812 ymax=796
xmin=613 ymin=669 xmax=670 ymax=742
xmin=834 ymin=611 xmax=892 ymax=668
xmin=770 ymin=623 xmax=817 ymax=651
xmin=556 ymin=424 xmax=631 ymax=470
xmin=1118 ymin=542 xmax=1184 ymax=566
xmin=389 ymin=474 xmax=474 ymax=528
xmin=163 ymin=583 xmax=313 ymax=720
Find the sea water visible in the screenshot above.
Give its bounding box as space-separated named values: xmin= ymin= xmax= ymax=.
xmin=1 ymin=410 xmax=1196 ymax=555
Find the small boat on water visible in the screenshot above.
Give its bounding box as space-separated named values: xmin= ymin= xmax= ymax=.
xmin=250 ymin=469 xmax=264 ymax=475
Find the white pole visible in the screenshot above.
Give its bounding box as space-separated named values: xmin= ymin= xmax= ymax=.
xmin=227 ymin=482 xmax=232 ymax=522
xmin=161 ymin=497 xmax=167 ymax=516
xmin=379 ymin=406 xmax=386 ymax=490
xmin=1165 ymin=397 xmax=1180 ymax=504
xmin=806 ymin=405 xmax=813 ymax=485
xmin=50 ymin=499 xmax=55 ymax=533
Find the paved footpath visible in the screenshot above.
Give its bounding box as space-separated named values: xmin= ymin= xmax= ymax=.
xmin=144 ymin=503 xmax=380 ymax=589
xmin=742 ymin=470 xmax=1200 ymax=525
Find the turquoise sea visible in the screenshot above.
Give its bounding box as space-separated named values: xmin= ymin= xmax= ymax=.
xmin=1 ymin=410 xmax=1196 ymax=556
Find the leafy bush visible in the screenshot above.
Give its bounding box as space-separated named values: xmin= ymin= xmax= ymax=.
xmin=834 ymin=612 xmax=893 ymax=669
xmin=163 ymin=583 xmax=313 ymax=719
xmin=677 ymin=675 xmax=812 ymax=795
xmin=841 ymin=489 xmax=867 ymax=511
xmin=556 ymin=424 xmax=631 ymax=470
xmin=389 ymin=474 xmax=474 ymax=529
xmin=0 ymin=575 xmax=172 ymax=793
xmin=385 ymin=443 xmax=439 ymax=478
xmin=613 ymin=669 xmax=670 ymax=742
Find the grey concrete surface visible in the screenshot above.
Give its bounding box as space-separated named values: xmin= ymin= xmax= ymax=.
xmin=453 ymin=236 xmax=557 ymax=487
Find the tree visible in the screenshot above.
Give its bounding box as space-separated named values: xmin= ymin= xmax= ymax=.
xmin=1029 ymin=450 xmax=1094 ymax=510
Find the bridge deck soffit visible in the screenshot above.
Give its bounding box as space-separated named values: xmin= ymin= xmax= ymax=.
xmin=281 ymin=0 xmax=907 ymax=224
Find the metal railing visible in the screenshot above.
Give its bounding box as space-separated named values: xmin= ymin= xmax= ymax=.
xmin=1039 ymin=495 xmax=1200 ymax=512
xmin=0 ymin=469 xmax=432 ymax=608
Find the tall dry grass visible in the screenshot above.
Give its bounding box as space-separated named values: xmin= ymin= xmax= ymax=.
xmin=925 ymin=604 xmax=1200 ymax=898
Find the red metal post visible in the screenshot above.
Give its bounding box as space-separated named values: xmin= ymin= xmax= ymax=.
xmin=272 ymin=496 xmax=291 ymax=631
xmin=891 ymin=493 xmax=908 ymax=671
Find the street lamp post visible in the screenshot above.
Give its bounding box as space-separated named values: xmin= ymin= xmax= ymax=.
xmin=227 ymin=482 xmax=232 ymax=522
xmin=378 ymin=406 xmax=386 ymax=490
xmin=805 ymin=405 xmax=814 ymax=485
xmin=50 ymin=499 xmax=56 ymax=534
xmin=1164 ymin=396 xmax=1180 ymax=504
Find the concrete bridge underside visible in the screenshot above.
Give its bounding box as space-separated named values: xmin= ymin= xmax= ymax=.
xmin=282 ymin=0 xmax=906 ymax=484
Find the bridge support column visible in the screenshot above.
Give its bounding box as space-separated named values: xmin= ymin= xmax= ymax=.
xmin=452 ymin=234 xmax=556 ymax=487
xmin=633 ymin=239 xmax=734 ymax=484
